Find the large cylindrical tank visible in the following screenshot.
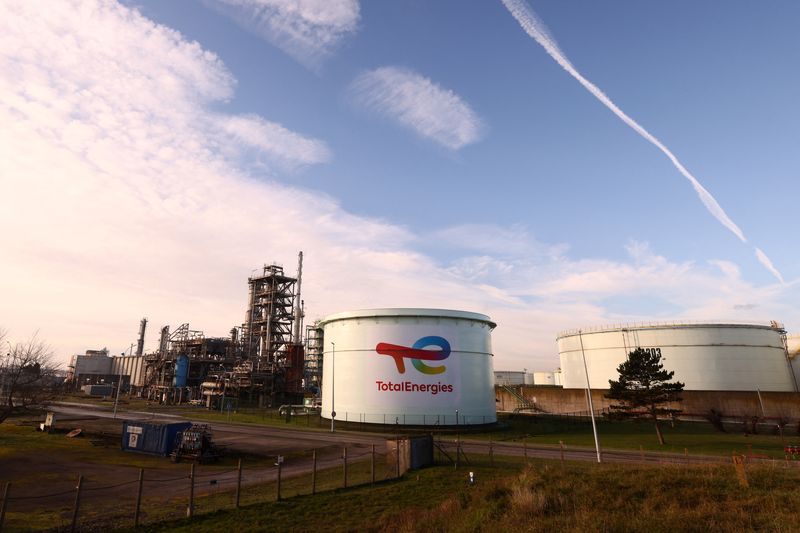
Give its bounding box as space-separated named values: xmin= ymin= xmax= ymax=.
xmin=533 ymin=372 xmax=556 ymax=386
xmin=494 ymin=371 xmax=524 ymax=386
xmin=787 ymin=335 xmax=800 ymax=391
xmin=173 ymin=355 xmax=189 ymax=388
xmin=320 ymin=308 xmax=497 ymax=425
xmin=557 ymin=322 xmax=796 ymax=392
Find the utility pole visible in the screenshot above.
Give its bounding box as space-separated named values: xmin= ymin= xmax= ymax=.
xmin=330 ymin=342 xmax=336 ymax=433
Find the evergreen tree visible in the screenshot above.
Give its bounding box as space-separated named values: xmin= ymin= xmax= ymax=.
xmin=606 ymin=348 xmax=684 ymax=445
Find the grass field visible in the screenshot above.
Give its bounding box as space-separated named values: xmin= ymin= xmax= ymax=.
xmin=4 ymin=409 xmax=800 ymax=532
xmin=131 ymin=457 xmax=800 ymax=533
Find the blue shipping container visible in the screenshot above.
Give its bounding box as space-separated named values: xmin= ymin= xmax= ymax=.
xmin=121 ymin=421 xmax=192 ymax=456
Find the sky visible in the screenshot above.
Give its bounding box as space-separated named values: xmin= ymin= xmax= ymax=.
xmin=1 ymin=0 xmax=799 ymax=371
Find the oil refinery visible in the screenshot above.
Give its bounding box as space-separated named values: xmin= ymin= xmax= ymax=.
xmin=66 ymin=253 xmax=800 ymax=424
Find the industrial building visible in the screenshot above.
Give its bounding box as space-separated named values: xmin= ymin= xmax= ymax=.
xmin=316 ymin=308 xmax=497 ymax=426
xmin=557 ymin=321 xmax=798 ymax=392
xmin=140 ymin=254 xmax=309 ymax=407
xmin=68 ymin=253 xmax=319 ymax=408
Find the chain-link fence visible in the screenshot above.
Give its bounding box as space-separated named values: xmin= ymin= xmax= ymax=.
xmin=0 ymin=442 xmax=401 ymax=531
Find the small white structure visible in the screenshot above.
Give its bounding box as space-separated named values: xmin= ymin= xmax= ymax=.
xmin=320 ymin=308 xmax=497 ymax=425
xmin=558 ymin=322 xmax=797 ymax=392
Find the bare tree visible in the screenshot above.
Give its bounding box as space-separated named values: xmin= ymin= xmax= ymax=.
xmin=0 ymin=330 xmax=61 ymax=424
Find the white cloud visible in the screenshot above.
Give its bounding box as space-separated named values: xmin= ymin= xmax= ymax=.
xmin=206 ymin=0 xmax=360 ymax=68
xmin=350 ymin=67 xmax=484 ymax=150
xmin=214 ymin=114 xmax=331 ymax=168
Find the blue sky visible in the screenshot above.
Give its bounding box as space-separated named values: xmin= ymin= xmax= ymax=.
xmin=1 ymin=0 xmax=798 ymax=370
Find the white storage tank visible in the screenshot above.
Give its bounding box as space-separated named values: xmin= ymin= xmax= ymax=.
xmin=787 ymin=335 xmax=800 ymax=390
xmin=533 ymin=371 xmax=556 ymax=386
xmin=494 ymin=371 xmax=525 ymax=386
xmin=320 ymin=308 xmax=497 ymax=425
xmin=558 ymin=322 xmax=797 ymax=392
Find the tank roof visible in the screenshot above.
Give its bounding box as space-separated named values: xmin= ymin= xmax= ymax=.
xmin=557 ymin=320 xmax=784 ymax=339
xmin=319 ymin=308 xmax=496 ymax=329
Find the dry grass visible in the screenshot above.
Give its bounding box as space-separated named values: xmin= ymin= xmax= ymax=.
xmin=380 ymin=461 xmax=800 ymax=532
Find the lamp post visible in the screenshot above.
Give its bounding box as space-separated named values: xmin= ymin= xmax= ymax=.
xmin=330 ymin=342 xmax=336 ymax=433
xmin=578 ymin=330 xmax=602 ymax=463
xmin=113 ymin=344 xmax=132 ymax=420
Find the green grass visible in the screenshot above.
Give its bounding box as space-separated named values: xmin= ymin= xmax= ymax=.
xmin=122 ymin=456 xmax=800 ymax=533
xmin=471 ymin=414 xmax=793 ymax=458
xmin=0 ymin=420 xmax=265 ymax=469
xmin=131 ymin=456 xmax=522 ymax=533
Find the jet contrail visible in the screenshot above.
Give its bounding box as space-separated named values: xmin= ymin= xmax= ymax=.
xmin=501 ymin=0 xmax=784 ymax=283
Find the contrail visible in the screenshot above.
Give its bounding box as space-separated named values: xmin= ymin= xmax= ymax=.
xmin=501 ymin=0 xmax=784 ymax=283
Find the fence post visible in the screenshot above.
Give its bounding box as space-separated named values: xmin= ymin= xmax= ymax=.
xmin=276 ymin=460 xmax=282 ymax=501
xmin=560 ymin=440 xmax=565 ymax=463
xmin=235 ymin=459 xmax=242 ymax=508
xmin=343 ymin=446 xmax=348 ymax=488
xmin=523 ymin=437 xmax=527 ymax=461
xmin=639 ymin=445 xmax=645 ymax=462
xmin=0 ymin=481 xmax=10 ymax=531
xmin=395 ymin=440 xmax=400 ymax=478
xmin=70 ymin=475 xmax=83 ymax=533
xmin=489 ymin=440 xmax=494 ymax=467
xmin=311 ymin=450 xmax=317 ymax=495
xmin=134 ymin=469 xmax=144 ymax=528
xmin=455 ymin=435 xmax=460 ymax=469
xmin=371 ymin=444 xmax=375 ymax=485
xmin=187 ymin=464 xmax=195 ymax=518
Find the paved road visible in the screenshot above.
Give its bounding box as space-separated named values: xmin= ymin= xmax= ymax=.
xmin=50 ymin=402 xmax=733 ymax=467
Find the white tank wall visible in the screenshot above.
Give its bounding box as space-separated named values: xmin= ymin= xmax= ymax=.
xmin=494 ymin=371 xmax=525 ymax=386
xmin=533 ymin=372 xmax=556 ymax=386
xmin=558 ymin=323 xmax=796 ymax=392
xmin=111 ymin=355 xmax=146 ymax=387
xmin=788 ymin=335 xmax=800 ymax=390
xmin=320 ymin=309 xmax=497 ymax=425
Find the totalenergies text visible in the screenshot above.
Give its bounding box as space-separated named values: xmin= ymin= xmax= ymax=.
xmin=375 ymin=380 xmax=454 ymax=395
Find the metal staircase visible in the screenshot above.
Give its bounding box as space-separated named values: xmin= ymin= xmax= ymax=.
xmin=500 ymin=385 xmax=543 ymax=413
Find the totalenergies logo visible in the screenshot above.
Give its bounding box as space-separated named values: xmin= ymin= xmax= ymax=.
xmin=375 ymin=336 xmax=451 ymax=375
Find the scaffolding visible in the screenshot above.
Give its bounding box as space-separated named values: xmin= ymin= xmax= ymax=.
xmin=139 ymin=255 xmax=309 ymax=408
xmin=242 ymin=264 xmax=297 ymax=373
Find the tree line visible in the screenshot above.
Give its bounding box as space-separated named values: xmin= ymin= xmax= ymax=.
xmin=0 ymin=328 xmax=60 ymax=424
